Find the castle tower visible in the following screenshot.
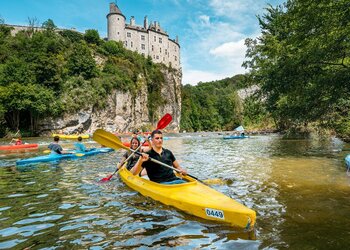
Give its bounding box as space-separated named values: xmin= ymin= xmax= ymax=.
xmin=107 ymin=2 xmax=125 ymax=41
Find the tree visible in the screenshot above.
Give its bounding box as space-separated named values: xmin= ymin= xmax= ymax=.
xmin=66 ymin=41 xmax=98 ymax=79
xmin=84 ymin=29 xmax=100 ymax=45
xmin=42 ymin=19 xmax=57 ymax=31
xmin=243 ymin=0 xmax=350 ymax=136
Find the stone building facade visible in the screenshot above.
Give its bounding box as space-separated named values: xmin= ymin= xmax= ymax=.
xmin=107 ymin=3 xmax=181 ymax=69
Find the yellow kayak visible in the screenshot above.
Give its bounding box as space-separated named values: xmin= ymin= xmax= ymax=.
xmin=118 ymin=167 xmax=256 ymax=230
xmin=51 ymin=134 xmax=90 ymax=139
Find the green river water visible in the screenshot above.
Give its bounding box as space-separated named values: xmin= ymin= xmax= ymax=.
xmin=0 ymin=133 xmax=349 ymax=249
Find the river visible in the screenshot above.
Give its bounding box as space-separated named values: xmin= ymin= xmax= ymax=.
xmin=0 ymin=133 xmax=349 ymax=249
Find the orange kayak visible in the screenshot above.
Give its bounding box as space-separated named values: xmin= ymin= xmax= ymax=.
xmin=0 ymin=144 xmax=39 ymax=151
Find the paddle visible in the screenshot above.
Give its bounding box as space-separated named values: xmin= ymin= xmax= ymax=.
xmin=93 ymin=129 xmax=204 ymax=183
xmin=98 ymin=113 xmax=173 ymax=182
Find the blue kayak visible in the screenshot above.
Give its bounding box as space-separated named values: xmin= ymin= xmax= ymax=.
xmin=223 ymin=135 xmax=249 ymax=139
xmin=16 ymin=148 xmax=113 ymax=166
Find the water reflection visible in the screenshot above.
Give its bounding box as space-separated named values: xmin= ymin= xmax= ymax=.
xmin=0 ymin=134 xmax=349 ymax=249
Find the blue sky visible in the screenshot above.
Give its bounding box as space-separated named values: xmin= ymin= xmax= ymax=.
xmin=0 ymin=0 xmax=285 ymax=85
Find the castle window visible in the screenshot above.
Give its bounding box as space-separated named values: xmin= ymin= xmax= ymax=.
xmin=160 ymin=48 xmax=162 ymax=53
xmin=141 ymin=44 xmax=145 ymax=50
xmin=165 ymin=49 xmax=167 ymax=55
xmin=125 ymin=41 xmax=127 ymax=46
xmin=154 ymin=36 xmax=156 ymax=42
xmin=127 ymin=32 xmax=131 ymax=38
xmin=175 ymin=56 xmax=177 ymax=61
xmin=131 ymin=41 xmax=133 ymax=47
xmin=141 ymin=35 xmax=145 ymax=41
xmin=156 ymin=55 xmax=159 ymax=59
xmin=159 ymin=37 xmax=162 ymax=43
xmin=152 ymin=45 xmax=154 ymax=51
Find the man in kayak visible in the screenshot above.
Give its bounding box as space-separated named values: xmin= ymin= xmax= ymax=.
xmin=48 ymin=136 xmax=68 ymax=154
xmin=131 ymin=129 xmax=187 ymax=184
xmin=74 ymin=136 xmax=88 ymax=152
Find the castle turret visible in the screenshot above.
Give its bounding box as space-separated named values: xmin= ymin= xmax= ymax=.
xmin=144 ymin=16 xmax=148 ymax=29
xmin=107 ymin=2 xmax=125 ymax=41
xmin=130 ymin=16 xmax=135 ymax=26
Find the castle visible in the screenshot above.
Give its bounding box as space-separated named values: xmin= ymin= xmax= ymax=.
xmin=107 ymin=2 xmax=181 ymax=69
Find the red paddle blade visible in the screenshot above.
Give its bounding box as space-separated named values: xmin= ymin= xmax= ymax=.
xmin=156 ymin=113 xmax=172 ymax=130
xmin=99 ymin=174 xmax=113 ymax=183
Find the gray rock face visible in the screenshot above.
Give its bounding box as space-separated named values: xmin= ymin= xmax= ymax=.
xmin=37 ymin=69 xmax=181 ymax=135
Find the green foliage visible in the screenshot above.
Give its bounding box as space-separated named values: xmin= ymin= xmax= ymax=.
xmin=180 ymin=76 xmax=244 ymax=132
xmin=59 ymin=30 xmax=84 ymax=43
xmin=99 ymin=40 xmax=125 ymax=56
xmin=84 ymin=29 xmax=100 ymax=45
xmin=146 ymin=64 xmax=166 ymax=123
xmin=243 ymin=0 xmax=350 ymax=137
xmin=0 ymin=21 xmax=171 ymax=136
xmin=42 ymin=19 xmax=57 ymax=31
xmin=66 ymin=41 xmax=98 ymax=79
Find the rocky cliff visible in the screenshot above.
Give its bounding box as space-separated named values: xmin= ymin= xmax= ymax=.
xmin=37 ymin=68 xmax=182 ymax=135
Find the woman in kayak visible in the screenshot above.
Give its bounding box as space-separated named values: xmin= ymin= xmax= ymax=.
xmin=117 ymin=137 xmax=144 ymax=171
xmin=131 ymin=129 xmax=187 ymax=184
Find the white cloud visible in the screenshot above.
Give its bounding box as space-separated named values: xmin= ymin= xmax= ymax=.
xmin=180 ymin=0 xmax=284 ymax=85
xmin=182 ymin=69 xmax=228 ymax=85
xmin=209 ymin=39 xmax=246 ymax=59
xmin=198 ymin=15 xmax=210 ymax=26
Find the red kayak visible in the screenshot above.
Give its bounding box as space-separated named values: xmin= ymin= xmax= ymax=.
xmin=122 ymin=141 xmax=149 ymax=147
xmin=0 ymin=144 xmax=39 ymax=151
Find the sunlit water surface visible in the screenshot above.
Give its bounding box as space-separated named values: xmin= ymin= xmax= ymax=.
xmin=0 ymin=134 xmax=349 ymax=249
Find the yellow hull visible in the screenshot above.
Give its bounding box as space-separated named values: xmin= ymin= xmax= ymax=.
xmin=119 ymin=167 xmax=256 ymax=230
xmin=52 ymin=134 xmax=90 ymax=139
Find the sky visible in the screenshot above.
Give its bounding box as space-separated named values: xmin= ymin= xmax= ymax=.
xmin=0 ymin=0 xmax=285 ymax=85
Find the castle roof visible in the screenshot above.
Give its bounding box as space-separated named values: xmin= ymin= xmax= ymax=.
xmin=107 ymin=2 xmax=125 ymax=19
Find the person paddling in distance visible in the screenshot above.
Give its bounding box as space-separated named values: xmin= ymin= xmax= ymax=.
xmin=48 ymin=136 xmax=69 ymax=154
xmin=74 ymin=136 xmax=89 ymax=152
xmin=11 ymin=137 xmax=23 ymax=145
xmin=130 ymin=129 xmax=187 ymax=184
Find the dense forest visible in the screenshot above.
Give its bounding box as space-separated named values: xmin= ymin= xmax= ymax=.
xmin=0 ymin=19 xmax=166 ymax=137
xmin=181 ymin=0 xmax=350 ymax=140
xmin=180 ymin=75 xmax=271 ymax=132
